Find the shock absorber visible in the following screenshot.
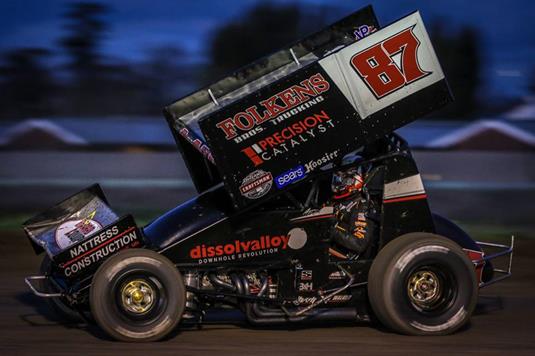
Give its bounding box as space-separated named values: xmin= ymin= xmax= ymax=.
xmin=183 ymin=272 xmax=199 ymax=319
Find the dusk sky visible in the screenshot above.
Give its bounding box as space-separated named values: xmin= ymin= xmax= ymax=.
xmin=1 ymin=0 xmax=534 ymax=99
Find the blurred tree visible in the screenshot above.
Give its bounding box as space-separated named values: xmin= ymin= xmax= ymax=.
xmin=57 ymin=2 xmax=119 ymax=116
xmin=143 ymin=46 xmax=189 ymax=108
xmin=0 ymin=48 xmax=55 ymax=119
xmin=207 ymin=3 xmax=327 ymax=81
xmin=59 ymin=2 xmax=109 ymax=77
xmin=430 ymin=23 xmax=482 ymax=118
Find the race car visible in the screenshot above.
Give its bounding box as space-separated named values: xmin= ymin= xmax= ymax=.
xmin=23 ymin=5 xmax=513 ymax=342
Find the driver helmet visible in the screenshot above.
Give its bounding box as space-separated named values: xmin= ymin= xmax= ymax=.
xmin=331 ymin=167 xmax=364 ymax=199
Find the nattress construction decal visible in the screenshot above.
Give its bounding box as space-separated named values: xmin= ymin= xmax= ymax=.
xmin=54 ymin=215 xmax=143 ymax=279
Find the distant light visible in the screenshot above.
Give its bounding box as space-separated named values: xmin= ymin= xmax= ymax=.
xmin=496 ymin=69 xmax=522 ymax=78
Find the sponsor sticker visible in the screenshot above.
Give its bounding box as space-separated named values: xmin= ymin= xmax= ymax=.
xmin=55 ymin=211 xmax=102 ymax=250
xmin=303 ymin=149 xmax=339 ymax=173
xmin=328 ymin=294 xmax=352 ymax=303
xmin=299 ymin=282 xmax=314 ymax=291
xmin=241 ymin=110 xmax=335 ymax=166
xmin=275 ymin=165 xmax=306 ymax=189
xmin=178 ymin=127 xmax=214 ymax=163
xmin=328 ymin=271 xmax=346 ymax=280
xmin=300 ymin=270 xmax=313 ymax=281
xmin=55 ymin=216 xmax=143 ymax=278
xmin=215 ymin=73 xmax=331 ymax=142
xmin=189 ymin=235 xmax=289 ymax=265
xmin=239 ymin=170 xmax=273 ymax=199
xmin=293 ymin=296 xmax=317 ymax=306
xmin=353 ymin=24 xmax=376 ymax=41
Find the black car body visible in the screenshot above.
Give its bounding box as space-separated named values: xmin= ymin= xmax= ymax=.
xmin=23 ymin=5 xmax=513 ymax=341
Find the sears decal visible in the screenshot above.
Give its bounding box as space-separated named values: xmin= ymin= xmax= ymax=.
xmin=275 ymin=165 xmax=306 ymax=189
xmin=216 ymin=73 xmax=331 ymax=143
xmin=275 ymin=149 xmax=340 ymax=190
xmin=190 ymin=235 xmax=289 ymax=265
xmin=56 ymin=216 xmax=142 ymax=278
xmin=239 ymin=170 xmax=273 ymax=199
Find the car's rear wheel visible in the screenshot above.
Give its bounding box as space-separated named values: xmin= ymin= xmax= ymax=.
xmin=368 ymin=233 xmax=478 ymax=335
xmin=90 ymin=249 xmax=185 ymax=342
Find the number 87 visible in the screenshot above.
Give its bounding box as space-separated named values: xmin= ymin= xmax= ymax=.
xmin=350 ymin=26 xmax=430 ymax=99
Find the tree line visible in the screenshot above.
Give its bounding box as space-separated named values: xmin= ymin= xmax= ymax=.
xmin=0 ymin=2 xmax=497 ymax=120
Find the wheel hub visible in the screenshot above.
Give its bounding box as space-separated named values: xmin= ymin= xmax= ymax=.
xmin=407 ymin=270 xmax=441 ymax=309
xmin=120 ymin=279 xmax=155 ymax=314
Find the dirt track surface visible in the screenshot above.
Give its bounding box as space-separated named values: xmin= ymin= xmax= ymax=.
xmin=1 ymin=231 xmax=534 ymax=355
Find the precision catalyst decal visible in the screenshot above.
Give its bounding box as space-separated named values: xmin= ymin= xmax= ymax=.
xmin=241 ymin=110 xmax=335 ymax=166
xmin=190 ymin=235 xmax=289 ymax=265
xmin=239 ymin=170 xmax=273 ymax=199
xmin=216 ymin=73 xmax=331 ymax=143
xmin=59 ymin=224 xmax=142 ymax=277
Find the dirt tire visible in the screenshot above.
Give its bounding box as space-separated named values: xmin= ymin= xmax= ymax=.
xmin=368 ymin=233 xmax=478 ymax=335
xmin=39 ymin=256 xmax=83 ymax=322
xmin=90 ymin=249 xmax=185 ymax=342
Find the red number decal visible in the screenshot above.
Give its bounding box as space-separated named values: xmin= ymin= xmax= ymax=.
xmin=350 ymin=27 xmax=430 ymax=99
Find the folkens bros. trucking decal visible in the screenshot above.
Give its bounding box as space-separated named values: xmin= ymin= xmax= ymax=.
xmin=215 ymin=73 xmax=330 ymax=142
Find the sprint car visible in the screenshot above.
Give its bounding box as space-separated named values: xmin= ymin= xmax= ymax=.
xmin=24 ymin=5 xmax=513 ymax=342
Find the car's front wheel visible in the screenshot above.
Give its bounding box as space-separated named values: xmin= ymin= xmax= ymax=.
xmin=90 ymin=249 xmax=185 ymax=342
xmin=368 ymin=233 xmax=478 ymax=335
